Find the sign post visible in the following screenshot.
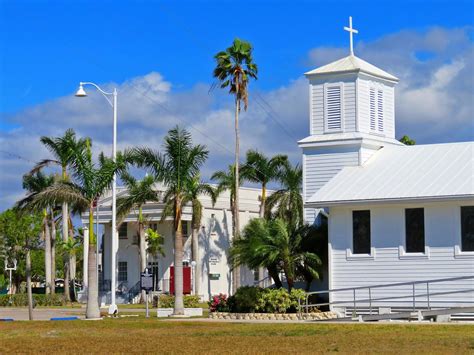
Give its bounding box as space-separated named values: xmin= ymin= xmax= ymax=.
xmin=140 ymin=269 xmax=153 ymax=318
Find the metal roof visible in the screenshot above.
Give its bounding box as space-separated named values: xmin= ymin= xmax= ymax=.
xmin=305 ymin=54 xmax=399 ymax=82
xmin=306 ymin=142 xmax=474 ymax=206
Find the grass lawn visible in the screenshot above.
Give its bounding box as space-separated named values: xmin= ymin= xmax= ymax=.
xmin=0 ymin=318 xmax=473 ymax=353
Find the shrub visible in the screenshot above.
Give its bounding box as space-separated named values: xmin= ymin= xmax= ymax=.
xmin=227 ymin=286 xmax=263 ymax=313
xmin=0 ymin=293 xmax=67 ymax=307
xmin=208 ymin=293 xmax=229 ymax=312
xmin=152 ymin=294 xmax=200 ymax=308
xmin=256 ymin=288 xmax=293 ymax=313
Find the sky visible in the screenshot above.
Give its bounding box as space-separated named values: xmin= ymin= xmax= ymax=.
xmin=1 ymin=0 xmax=473 ymax=210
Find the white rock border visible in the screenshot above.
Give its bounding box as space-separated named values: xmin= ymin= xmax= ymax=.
xmin=208 ymin=311 xmax=338 ymax=321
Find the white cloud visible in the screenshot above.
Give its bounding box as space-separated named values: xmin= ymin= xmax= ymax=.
xmin=1 ymin=26 xmax=473 ymax=210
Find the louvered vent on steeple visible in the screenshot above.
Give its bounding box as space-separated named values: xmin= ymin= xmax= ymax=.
xmin=324 ymin=84 xmax=343 ymax=132
xmin=377 ymin=90 xmax=383 ymax=131
xmin=370 ymin=88 xmax=376 ymax=130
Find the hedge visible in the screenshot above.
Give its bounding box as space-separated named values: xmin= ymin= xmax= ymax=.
xmin=0 ymin=294 xmax=67 ymax=307
xmin=152 ymin=294 xmax=200 ymax=308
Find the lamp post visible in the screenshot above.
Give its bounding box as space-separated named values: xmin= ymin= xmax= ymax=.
xmin=75 ymin=82 xmax=118 ymax=314
xmin=4 ymin=258 xmax=17 ymax=295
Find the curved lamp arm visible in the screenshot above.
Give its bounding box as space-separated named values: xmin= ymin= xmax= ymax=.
xmin=79 ymin=81 xmax=116 ymax=107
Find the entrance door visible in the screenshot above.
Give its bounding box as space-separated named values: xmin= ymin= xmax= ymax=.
xmin=169 ymin=266 xmax=191 ymax=295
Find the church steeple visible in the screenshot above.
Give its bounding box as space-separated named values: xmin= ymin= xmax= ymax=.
xmin=303 ymin=17 xmax=399 ymax=140
xmin=299 ymin=17 xmax=402 ymax=224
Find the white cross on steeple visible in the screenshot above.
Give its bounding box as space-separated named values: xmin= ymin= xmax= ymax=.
xmin=344 ymin=16 xmax=358 ymax=55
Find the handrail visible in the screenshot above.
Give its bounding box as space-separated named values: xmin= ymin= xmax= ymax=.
xmin=298 ymin=275 xmax=474 ymax=316
xmin=305 ymin=275 xmax=474 ymax=295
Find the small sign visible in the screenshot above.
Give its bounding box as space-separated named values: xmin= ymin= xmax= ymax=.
xmin=209 ymin=257 xmax=219 ymax=265
xmin=140 ymin=270 xmax=153 ymax=292
xmin=209 ymin=273 xmax=220 ymax=280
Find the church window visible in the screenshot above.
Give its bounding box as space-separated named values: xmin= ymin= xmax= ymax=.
xmin=370 ymin=87 xmax=384 ymax=132
xmin=461 ymin=206 xmax=474 ymax=252
xmin=324 ymin=84 xmax=343 ymax=132
xmin=405 ymin=208 xmax=425 ymax=253
xmin=352 ymin=210 xmax=371 ymax=254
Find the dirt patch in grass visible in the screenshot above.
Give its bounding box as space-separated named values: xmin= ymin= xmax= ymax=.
xmin=0 ymin=319 xmax=472 ymax=353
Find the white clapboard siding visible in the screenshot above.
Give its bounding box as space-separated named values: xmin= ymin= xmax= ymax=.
xmin=303 ymin=146 xmax=359 ymax=222
xmin=328 ymin=203 xmax=474 ymax=308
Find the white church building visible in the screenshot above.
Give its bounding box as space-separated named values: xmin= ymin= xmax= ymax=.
xmin=82 ymin=185 xmax=263 ymax=303
xmin=300 ymin=18 xmax=473 ymax=315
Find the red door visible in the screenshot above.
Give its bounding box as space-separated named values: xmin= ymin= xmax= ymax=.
xmin=169 ymin=266 xmax=191 ymax=295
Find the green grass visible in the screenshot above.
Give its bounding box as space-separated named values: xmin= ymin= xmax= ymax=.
xmin=0 ymin=318 xmax=473 ymax=353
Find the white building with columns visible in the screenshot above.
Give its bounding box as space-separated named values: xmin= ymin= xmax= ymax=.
xmin=299 ymin=18 xmax=474 ymax=316
xmin=81 ymin=185 xmax=262 ymax=303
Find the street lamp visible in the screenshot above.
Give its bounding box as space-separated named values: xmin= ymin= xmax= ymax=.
xmin=75 ymin=81 xmax=118 ymax=315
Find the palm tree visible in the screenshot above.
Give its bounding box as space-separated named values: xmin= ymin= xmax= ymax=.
xmin=19 ymin=172 xmax=55 ymax=295
xmin=58 ymin=236 xmax=81 ymax=301
xmin=29 ymin=129 xmax=87 ymax=299
xmin=182 ymin=175 xmax=215 ymax=298
xmin=265 ymin=162 xmax=303 ymax=230
xmin=130 ymin=126 xmax=208 ymax=315
xmin=241 ymin=150 xmax=288 ymax=285
xmin=117 ymin=171 xmax=160 ymax=302
xmin=213 ymin=38 xmax=258 ymax=292
xmin=231 ymin=218 xmax=321 ymax=291
xmin=21 ymin=138 xmax=126 ymax=319
xmin=211 ymin=164 xmax=243 ymax=243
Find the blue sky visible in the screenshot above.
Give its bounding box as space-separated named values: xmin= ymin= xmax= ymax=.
xmin=1 ymin=0 xmax=473 ymax=115
xmin=0 ymin=0 xmax=473 ymax=210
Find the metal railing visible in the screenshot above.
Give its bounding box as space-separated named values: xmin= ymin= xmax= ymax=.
xmin=298 ymin=275 xmax=474 ymax=316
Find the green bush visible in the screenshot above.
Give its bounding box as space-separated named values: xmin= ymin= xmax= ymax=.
xmin=227 ymin=286 xmax=263 ymax=313
xmin=0 ymin=293 xmax=67 ymax=307
xmin=225 ymin=287 xmax=307 ymax=314
xmin=152 ymin=294 xmax=200 ymax=308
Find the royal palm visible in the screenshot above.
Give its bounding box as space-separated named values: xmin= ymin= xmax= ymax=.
xmin=22 ymin=138 xmax=126 ymax=319
xmin=130 ymin=127 xmax=208 ymax=315
xmin=213 ymin=38 xmax=258 ymax=292
xmin=117 ymin=171 xmax=160 ymax=302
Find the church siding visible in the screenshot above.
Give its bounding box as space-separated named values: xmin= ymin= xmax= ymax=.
xmin=303 ymin=146 xmax=359 ymax=222
xmin=328 ymin=202 xmax=474 ymax=310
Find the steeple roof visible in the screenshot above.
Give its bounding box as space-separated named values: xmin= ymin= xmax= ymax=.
xmin=305 ymin=54 xmax=399 ymax=82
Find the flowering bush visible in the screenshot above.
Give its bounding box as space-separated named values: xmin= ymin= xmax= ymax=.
xmin=208 ymin=293 xmax=230 ymax=312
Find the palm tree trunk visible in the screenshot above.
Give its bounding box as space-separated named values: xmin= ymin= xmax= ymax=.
xmin=139 ymin=208 xmax=147 ymax=303
xmin=26 ymin=246 xmax=34 ymax=321
xmin=86 ymin=207 xmax=100 ymax=319
xmin=191 ymin=227 xmax=200 ymax=297
xmin=173 ymin=200 xmax=185 ymax=315
xmin=62 ymin=200 xmax=70 ymax=301
xmin=50 ymin=211 xmax=56 ymax=294
xmin=233 ymin=98 xmax=241 ymax=294
xmin=258 ymin=184 xmax=266 ymax=286
xmin=68 ymin=219 xmax=76 ymax=301
xmin=43 ymin=210 xmax=52 ymax=295
xmin=267 ymin=264 xmax=283 ymax=289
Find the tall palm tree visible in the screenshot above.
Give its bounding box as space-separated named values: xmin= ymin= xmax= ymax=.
xmin=213 ymin=38 xmax=258 ymax=293
xmin=241 ymin=150 xmax=288 ymax=219
xmin=241 ymin=150 xmax=288 ymax=285
xmin=19 ymin=172 xmax=55 ymax=295
xmin=266 ymin=162 xmax=303 ymax=230
xmin=211 ymin=164 xmax=243 ymax=244
xmin=182 ymin=175 xmax=215 ymax=298
xmin=117 ymin=171 xmax=160 ymax=302
xmin=21 ymin=138 xmax=126 ymax=319
xmin=130 ymin=126 xmax=208 ymax=315
xmin=231 ymin=218 xmax=321 ymax=291
xmin=29 ymin=129 xmax=87 ymax=299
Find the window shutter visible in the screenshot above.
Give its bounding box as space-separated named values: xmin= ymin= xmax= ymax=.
xmin=369 ymin=88 xmax=376 ymax=130
xmin=377 ymin=90 xmax=384 ymax=131
xmin=325 ymin=85 xmax=342 ymax=131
